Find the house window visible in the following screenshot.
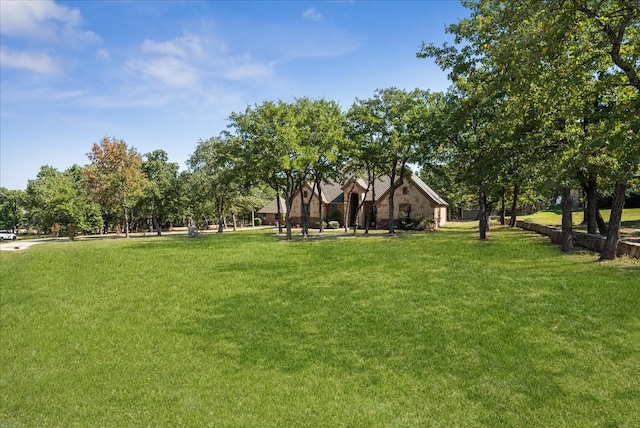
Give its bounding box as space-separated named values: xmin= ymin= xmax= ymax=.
xmin=399 ymin=203 xmax=412 ymax=218
xmin=402 ymin=186 xmax=409 ymax=195
xmin=303 ymin=190 xmax=308 ymax=198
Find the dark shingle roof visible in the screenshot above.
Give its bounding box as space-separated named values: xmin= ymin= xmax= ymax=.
xmin=256 ymin=174 xmax=448 ymax=213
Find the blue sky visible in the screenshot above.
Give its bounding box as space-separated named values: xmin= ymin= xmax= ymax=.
xmin=0 ymin=0 xmax=468 ymax=191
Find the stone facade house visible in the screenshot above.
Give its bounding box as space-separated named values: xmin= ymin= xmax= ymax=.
xmin=257 ymin=174 xmax=448 ymax=229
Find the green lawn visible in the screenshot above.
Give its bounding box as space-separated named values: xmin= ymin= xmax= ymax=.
xmin=1 ymin=225 xmax=639 ymax=427
xmin=520 ymin=207 xmax=640 ymax=229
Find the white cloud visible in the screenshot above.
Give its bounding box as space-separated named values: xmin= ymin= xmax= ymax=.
xmin=0 ymin=47 xmax=62 ymax=74
xmin=222 ymin=57 xmax=275 ymax=80
xmin=127 ymin=56 xmax=201 ymax=89
xmin=141 ymin=35 xmax=208 ymax=60
xmin=0 ymin=0 xmax=98 ymax=43
xmin=302 ymin=7 xmax=322 ymax=22
xmin=130 ymin=34 xmax=274 ymax=91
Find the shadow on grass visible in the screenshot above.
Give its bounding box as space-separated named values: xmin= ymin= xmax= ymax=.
xmin=176 ymin=281 xmax=603 ymax=423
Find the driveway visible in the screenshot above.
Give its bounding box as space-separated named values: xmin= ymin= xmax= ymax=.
xmin=0 ymin=240 xmax=46 ymax=251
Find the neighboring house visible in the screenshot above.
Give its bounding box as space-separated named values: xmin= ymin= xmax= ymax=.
xmin=257 ymin=174 xmax=448 ymax=229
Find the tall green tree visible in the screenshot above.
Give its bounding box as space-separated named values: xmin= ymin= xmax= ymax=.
xmin=0 ymin=187 xmax=26 ymax=232
xmin=229 ymin=99 xmax=319 ymax=240
xmin=418 ymin=0 xmax=639 ymax=255
xmin=139 ymin=150 xmax=181 ymax=235
xmin=344 ymin=100 xmax=387 ymax=232
xmin=188 ymin=134 xmax=244 ymax=233
xmin=25 ymin=165 xmax=102 ymax=237
xmin=295 ymin=98 xmax=345 ymax=237
xmin=350 ymin=88 xmax=436 ymax=234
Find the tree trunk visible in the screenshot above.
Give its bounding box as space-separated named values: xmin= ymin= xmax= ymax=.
xmin=217 ymin=213 xmax=224 ymax=233
xmin=276 ymin=191 xmax=283 ymax=235
xmin=388 ymin=172 xmax=397 ymax=235
xmin=561 ymin=186 xmax=573 ymax=252
xmin=600 ymin=180 xmax=626 ymax=261
xmin=152 ymin=214 xmax=161 ymax=236
xmin=368 ymin=176 xmax=378 ymax=233
xmin=478 ymin=187 xmax=488 ymax=240
xmin=300 ymin=190 xmax=309 ymax=238
xmin=499 ymin=186 xmax=506 ymax=226
xmin=318 ymin=182 xmax=324 ymax=234
xmin=285 ymin=195 xmax=293 ymax=240
xmin=231 ymin=212 xmax=237 ymax=232
xmin=509 ymin=183 xmax=519 ymax=227
xmin=217 ymin=197 xmax=224 ymax=233
xmin=596 ymin=210 xmax=608 ymax=236
xmin=583 ymin=175 xmax=598 ymax=235
xmin=123 ymin=205 xmax=130 ymax=238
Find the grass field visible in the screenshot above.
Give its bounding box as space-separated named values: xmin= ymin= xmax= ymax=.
xmin=1 ymin=224 xmax=639 ymax=427
xmin=520 ymin=208 xmax=640 ymax=233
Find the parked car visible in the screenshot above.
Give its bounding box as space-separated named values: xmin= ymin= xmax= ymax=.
xmin=0 ymin=230 xmax=17 ymax=240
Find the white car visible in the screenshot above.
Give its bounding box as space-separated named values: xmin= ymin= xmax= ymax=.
xmin=0 ymin=230 xmax=17 ymax=240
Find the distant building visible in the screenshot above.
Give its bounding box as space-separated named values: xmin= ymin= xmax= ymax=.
xmin=258 ymin=174 xmax=448 ymax=229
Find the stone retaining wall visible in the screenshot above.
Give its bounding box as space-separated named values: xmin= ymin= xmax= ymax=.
xmin=514 ymin=220 xmax=640 ymax=259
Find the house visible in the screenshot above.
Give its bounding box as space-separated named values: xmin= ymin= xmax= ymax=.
xmin=257 ymin=174 xmax=448 ymax=229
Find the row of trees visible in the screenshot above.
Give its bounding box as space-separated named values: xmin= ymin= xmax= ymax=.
xmin=417 ymin=0 xmax=639 ymax=260
xmin=2 ymin=0 xmax=637 ymax=260
xmin=0 ymin=138 xmax=274 ymax=239
xmin=0 ymin=89 xmax=454 ymax=241
xmin=191 ymin=90 xmax=445 ymax=239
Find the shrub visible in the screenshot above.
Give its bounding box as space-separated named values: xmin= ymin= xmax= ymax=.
xmin=327 ymin=221 xmax=340 ymax=229
xmin=328 ymin=208 xmax=341 ymax=223
xmin=254 ymin=217 xmax=262 ymax=226
xmin=415 ymin=217 xmax=435 ymax=231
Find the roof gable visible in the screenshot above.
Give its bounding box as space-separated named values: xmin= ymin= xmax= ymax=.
xmin=375 ymin=174 xmax=449 ymax=206
xmin=410 ymin=175 xmax=449 ymax=206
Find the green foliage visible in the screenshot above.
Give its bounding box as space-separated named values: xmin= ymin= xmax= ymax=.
xmin=137 ymin=150 xmax=183 ymax=233
xmin=347 ymin=88 xmax=441 ymax=233
xmin=328 ymin=207 xmax=342 ymax=224
xmin=414 ymin=215 xmax=435 ymax=231
xmin=418 ymin=0 xmax=640 ymax=249
xmin=327 ymin=220 xmax=340 ymax=229
xmin=188 ymin=135 xmax=237 ymax=231
xmin=253 ymin=217 xmax=262 ymax=226
xmin=229 ymin=98 xmax=346 ymax=239
xmin=0 ymin=187 xmax=26 ymax=231
xmin=25 ymin=165 xmax=102 ymax=235
xmin=1 ymin=227 xmax=639 ymax=426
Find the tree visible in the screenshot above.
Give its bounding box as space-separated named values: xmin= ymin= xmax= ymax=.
xmin=25 ymin=165 xmax=102 ymax=238
xmin=85 ymin=137 xmax=147 ymax=238
xmin=229 ymin=99 xmax=319 ymax=240
xmin=294 ymin=98 xmax=345 ymax=237
xmin=349 ymin=88 xmax=435 ymax=234
xmin=139 ymin=150 xmax=181 ymax=235
xmin=344 ymin=98 xmax=392 ymax=233
xmin=418 ymin=0 xmax=639 ymax=255
xmin=187 ymin=134 xmax=244 ymax=233
xmin=0 ymin=187 xmax=26 ymax=232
